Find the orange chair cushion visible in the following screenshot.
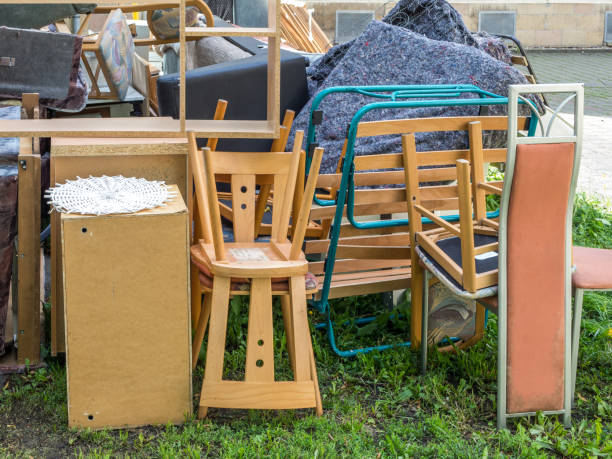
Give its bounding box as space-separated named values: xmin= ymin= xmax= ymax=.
xmin=572 ymin=246 xmax=612 ymax=290
xmin=506 ymin=142 xmax=574 ymax=414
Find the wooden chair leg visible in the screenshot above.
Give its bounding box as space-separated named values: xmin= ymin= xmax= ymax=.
xmin=288 ymin=276 xmax=311 ymax=382
xmin=280 ymin=294 xmax=296 ymax=373
xmin=410 ymin=261 xmax=424 ymax=349
xmin=191 ymin=264 xmax=202 ymax=326
xmin=192 ymin=293 xmax=212 ymax=370
xmin=245 ymin=279 xmax=275 ymax=382
xmin=199 ymin=276 xmax=231 ymax=419
xmin=421 ymin=270 xmax=429 ymax=376
xmin=308 ymin=332 xmax=323 ymax=416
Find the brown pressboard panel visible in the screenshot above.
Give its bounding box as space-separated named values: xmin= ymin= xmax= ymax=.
xmin=62 ymin=189 xmax=191 ymax=429
xmin=506 ymin=143 xmax=574 ymax=413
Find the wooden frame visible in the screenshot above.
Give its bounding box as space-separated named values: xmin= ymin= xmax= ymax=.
xmin=16 ymin=95 xmax=42 ymax=366
xmin=0 ymin=0 xmax=282 ymax=139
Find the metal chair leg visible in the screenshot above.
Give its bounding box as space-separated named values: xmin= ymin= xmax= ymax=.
xmin=571 ymin=288 xmax=584 ymax=404
xmin=421 ymin=270 xmax=429 ymax=376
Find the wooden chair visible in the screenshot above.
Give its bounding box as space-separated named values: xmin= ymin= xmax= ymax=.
xmin=417 ymin=83 xmax=583 ymax=429
xmin=188 ymin=130 xmax=324 ymax=417
xmin=405 ymin=122 xmax=500 ymax=296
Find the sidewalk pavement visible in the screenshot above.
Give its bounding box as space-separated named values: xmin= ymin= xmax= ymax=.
xmin=527 ymin=51 xmax=612 ymax=203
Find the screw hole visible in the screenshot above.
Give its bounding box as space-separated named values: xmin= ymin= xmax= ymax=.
xmin=82 ymin=228 xmax=87 ymax=233
xmin=257 ymin=339 xmax=264 ymax=346
xmin=256 ymin=359 xmax=264 ymax=367
xmin=241 ymin=204 xmax=247 ymax=210
xmin=241 ymin=186 xmax=247 ymax=193
xmin=88 ymin=415 xmax=94 ymax=420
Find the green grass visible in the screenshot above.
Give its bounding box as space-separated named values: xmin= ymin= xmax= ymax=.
xmin=1 ymin=196 xmax=611 ymax=458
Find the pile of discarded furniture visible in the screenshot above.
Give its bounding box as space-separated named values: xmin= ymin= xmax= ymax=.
xmin=0 ymin=0 xmax=609 ymax=434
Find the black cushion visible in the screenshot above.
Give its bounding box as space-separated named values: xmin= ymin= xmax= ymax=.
xmin=157 ymin=48 xmax=309 ymax=152
xmin=419 ymin=233 xmax=498 ymax=290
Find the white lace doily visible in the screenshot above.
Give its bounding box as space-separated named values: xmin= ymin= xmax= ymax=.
xmin=45 ymin=175 xmax=176 ymax=215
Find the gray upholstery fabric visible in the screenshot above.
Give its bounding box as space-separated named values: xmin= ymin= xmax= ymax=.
xmin=307 ymin=0 xmax=514 ymax=95
xmin=0 ymin=4 xmax=96 ymax=29
xmin=290 ymin=21 xmax=531 ymax=174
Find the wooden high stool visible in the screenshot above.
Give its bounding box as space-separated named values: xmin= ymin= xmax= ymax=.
xmin=189 ymin=131 xmax=324 ymax=417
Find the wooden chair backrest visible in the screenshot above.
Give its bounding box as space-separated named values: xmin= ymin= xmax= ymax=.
xmin=199 ymin=131 xmax=306 ymax=261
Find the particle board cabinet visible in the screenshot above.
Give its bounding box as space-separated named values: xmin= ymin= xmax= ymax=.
xmin=61 ymin=187 xmax=191 ymax=429
xmin=50 ymin=137 xmax=189 ymax=355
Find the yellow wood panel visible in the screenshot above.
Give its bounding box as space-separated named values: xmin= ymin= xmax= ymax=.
xmin=62 ymin=188 xmax=191 ymax=429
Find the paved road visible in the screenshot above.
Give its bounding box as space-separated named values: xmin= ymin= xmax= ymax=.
xmin=527 ymin=51 xmax=612 ymax=202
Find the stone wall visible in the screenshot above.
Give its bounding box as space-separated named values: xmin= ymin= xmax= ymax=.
xmin=305 ymin=1 xmax=612 ymax=48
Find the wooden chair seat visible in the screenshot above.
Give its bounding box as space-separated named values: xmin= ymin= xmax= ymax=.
xmin=191 ymin=246 xmax=319 ymax=294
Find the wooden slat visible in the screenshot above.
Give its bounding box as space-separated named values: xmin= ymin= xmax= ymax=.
xmin=305 ymin=233 xmax=410 ymax=253
xmin=308 ymin=258 xmax=408 ymax=275
xmin=474 ymin=242 xmax=499 ymax=255
xmin=356 ymin=116 xmax=529 ymax=137
xmin=326 ymin=274 xmax=411 ymax=299
xmin=17 ymin=138 xmax=41 ymax=365
xmin=186 ymin=27 xmax=277 ymax=37
xmin=200 ymin=381 xmax=315 ymax=409
xmin=414 ymin=204 xmax=460 ymax=237
xmin=511 ymin=56 xmax=529 ymax=66
xmin=353 ymin=148 xmax=507 ymax=171
xmin=309 ymin=201 xmax=408 ymax=219
xmin=335 ymin=245 xmax=411 ymax=260
xmin=0 ymin=118 xmax=277 ymax=138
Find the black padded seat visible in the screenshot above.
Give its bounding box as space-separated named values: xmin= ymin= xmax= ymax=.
xmin=418 ymin=233 xmax=498 ymax=291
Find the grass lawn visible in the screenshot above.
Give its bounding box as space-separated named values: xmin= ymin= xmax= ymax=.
xmin=1 ymin=194 xmax=610 ymax=458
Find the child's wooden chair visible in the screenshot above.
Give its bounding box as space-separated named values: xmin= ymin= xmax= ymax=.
xmin=188 ymin=130 xmax=324 ymax=417
xmin=405 ymin=121 xmax=500 ymax=298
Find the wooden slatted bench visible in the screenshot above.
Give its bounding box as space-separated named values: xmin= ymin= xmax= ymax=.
xmin=305 ymin=115 xmax=529 ymax=355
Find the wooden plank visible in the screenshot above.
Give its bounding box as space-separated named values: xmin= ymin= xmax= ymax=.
xmin=186 ymin=27 xmax=276 ymax=37
xmin=335 ymin=245 xmax=411 ymax=260
xmin=309 ymin=258 xmax=408 ymax=275
xmin=231 ymin=175 xmax=256 ymax=242
xmin=353 ymin=148 xmax=507 ymax=171
xmin=414 ymin=204 xmax=460 ymax=237
xmin=245 ymin=279 xmax=274 ymax=382
xmin=200 ymin=381 xmax=315 ymax=409
xmin=17 ymin=138 xmax=41 ymax=365
xmin=356 ymin=116 xmax=529 ymax=137
xmin=469 ymin=122 xmax=487 ymax=222
xmin=0 ymin=118 xmax=277 ymax=138
xmin=457 ymin=159 xmax=476 ymax=292
xmin=309 ymin=201 xmax=408 ymax=219
xmin=326 ymin=275 xmax=411 ymax=299
xmin=511 ymin=56 xmax=528 ymax=66
xmin=474 ymin=242 xmax=499 ymax=255
xmin=305 ymin=233 xmax=410 ymax=253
